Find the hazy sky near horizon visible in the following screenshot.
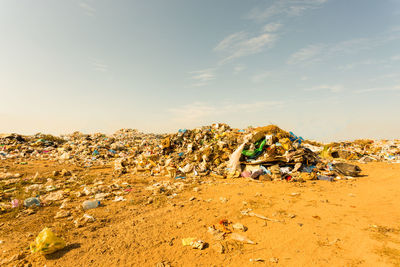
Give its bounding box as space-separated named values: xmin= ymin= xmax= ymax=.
xmin=1 ymin=0 xmax=400 ymax=141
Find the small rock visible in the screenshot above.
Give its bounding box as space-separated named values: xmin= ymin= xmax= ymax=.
xmin=189 ymin=196 xmax=196 ymax=201
xmin=193 ymin=187 xmax=200 ymax=192
xmin=219 ymin=197 xmax=228 ymax=203
xmin=212 ymin=242 xmax=225 ymax=254
xmin=61 ymin=169 xmax=71 ymax=177
xmin=155 ymin=262 xmax=171 ymax=267
xmin=191 ymin=240 xmax=206 ymax=250
xmin=269 ymin=257 xmax=279 ymax=263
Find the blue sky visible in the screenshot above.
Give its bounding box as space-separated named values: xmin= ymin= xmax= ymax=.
xmin=1 ymin=0 xmax=399 ymax=141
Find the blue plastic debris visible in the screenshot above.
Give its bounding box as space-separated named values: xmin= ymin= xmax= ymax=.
xmin=302 ymin=165 xmax=316 ymax=173
xmin=260 ymin=166 xmax=271 ymax=175
xmin=289 ymin=132 xmax=304 ymax=144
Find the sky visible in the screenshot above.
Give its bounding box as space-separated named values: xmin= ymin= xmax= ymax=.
xmin=1 ymin=0 xmax=400 ymax=142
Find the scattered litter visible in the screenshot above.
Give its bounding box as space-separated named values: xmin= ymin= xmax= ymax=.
xmin=230 ymin=233 xmax=255 ymax=244
xmin=241 ymin=209 xmax=283 ymax=223
xmin=249 ymin=258 xmax=264 ymax=262
xmin=24 ymin=197 xmax=40 ymax=208
xmin=82 ymin=200 xmax=100 ymax=210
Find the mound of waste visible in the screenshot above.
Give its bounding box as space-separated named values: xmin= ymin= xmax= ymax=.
xmin=3 ymin=123 xmax=397 ymax=181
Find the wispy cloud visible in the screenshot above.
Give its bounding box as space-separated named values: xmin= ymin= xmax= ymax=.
xmin=91 ymin=60 xmax=108 ymax=72
xmin=251 ymin=71 xmax=272 ymax=83
xmin=188 ymin=68 xmax=216 ymax=87
xmin=368 ymin=72 xmax=400 ymax=83
xmin=355 ymin=85 xmax=400 ymax=93
xmin=214 ymin=31 xmax=278 ymax=64
xmin=288 ymin=33 xmax=400 ymax=65
xmin=305 ymin=84 xmax=344 ymax=93
xmin=392 ymin=54 xmax=400 ymax=61
xmin=233 ymin=64 xmax=246 ymax=74
xmin=78 ymin=1 xmax=96 ymax=17
xmin=262 ymin=23 xmax=283 ymax=33
xmin=214 ymin=32 xmax=247 ymax=52
xmin=168 ymin=100 xmax=285 ymax=123
xmin=287 ymin=44 xmax=325 ymax=65
xmin=337 ymin=59 xmax=378 ymax=71
xmin=246 ymin=0 xmax=328 ymax=22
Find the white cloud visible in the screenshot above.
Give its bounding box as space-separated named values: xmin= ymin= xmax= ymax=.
xmin=233 ymin=65 xmax=246 ymax=74
xmin=391 ymin=54 xmax=400 ymax=61
xmin=78 ymin=1 xmax=96 ymax=17
xmin=287 ymin=44 xmax=324 ymax=65
xmin=215 ymin=31 xmax=278 ymax=64
xmin=262 ymin=23 xmax=283 ymax=33
xmin=246 ymin=0 xmax=328 ymax=22
xmin=288 ymin=32 xmax=400 ymax=65
xmin=355 ymin=85 xmax=400 ymax=93
xmin=301 ymin=76 xmax=309 ymax=81
xmin=91 ymin=60 xmax=108 ymax=72
xmin=188 ymin=68 xmax=216 ymax=87
xmin=251 ymin=71 xmax=271 ymax=83
xmin=337 ymin=59 xmax=377 ymax=71
xmin=305 ymin=84 xmax=344 ymax=93
xmin=214 ymin=32 xmax=247 ymax=52
xmin=168 ymin=100 xmax=285 ymax=124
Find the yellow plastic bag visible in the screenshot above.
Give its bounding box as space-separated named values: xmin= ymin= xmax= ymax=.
xmin=30 ymin=227 xmax=66 ymax=255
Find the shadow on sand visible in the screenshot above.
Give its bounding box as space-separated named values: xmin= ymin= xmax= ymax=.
xmin=44 ymin=243 xmax=81 ymax=260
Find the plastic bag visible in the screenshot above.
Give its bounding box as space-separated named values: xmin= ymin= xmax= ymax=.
xmin=30 ymin=227 xmax=66 ymax=255
xmin=227 ymin=142 xmax=246 ymax=171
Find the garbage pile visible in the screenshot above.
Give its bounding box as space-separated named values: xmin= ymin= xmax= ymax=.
xmin=0 ymin=124 xmax=370 ymax=182
xmin=108 ymin=124 xmax=363 ymax=182
xmin=0 ymin=130 xmax=165 ymax=167
xmin=320 ymin=139 xmax=400 ymax=163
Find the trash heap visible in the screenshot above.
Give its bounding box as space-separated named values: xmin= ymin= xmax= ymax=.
xmin=320 ymin=139 xmax=400 ymax=163
xmin=112 ymin=124 xmax=362 ymax=181
xmin=0 ymin=124 xmax=367 ymax=181
xmin=0 ymin=130 xmax=165 ymax=167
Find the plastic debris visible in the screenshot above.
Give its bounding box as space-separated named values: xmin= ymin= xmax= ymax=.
xmin=24 ymin=197 xmax=40 ymax=207
xmin=30 ymin=227 xmax=66 ymax=255
xmin=82 ymin=200 xmax=100 ymax=210
xmin=230 ymin=233 xmax=255 ymax=244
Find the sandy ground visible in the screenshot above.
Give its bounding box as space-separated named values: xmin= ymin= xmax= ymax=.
xmin=1 ymin=161 xmax=400 ymax=266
